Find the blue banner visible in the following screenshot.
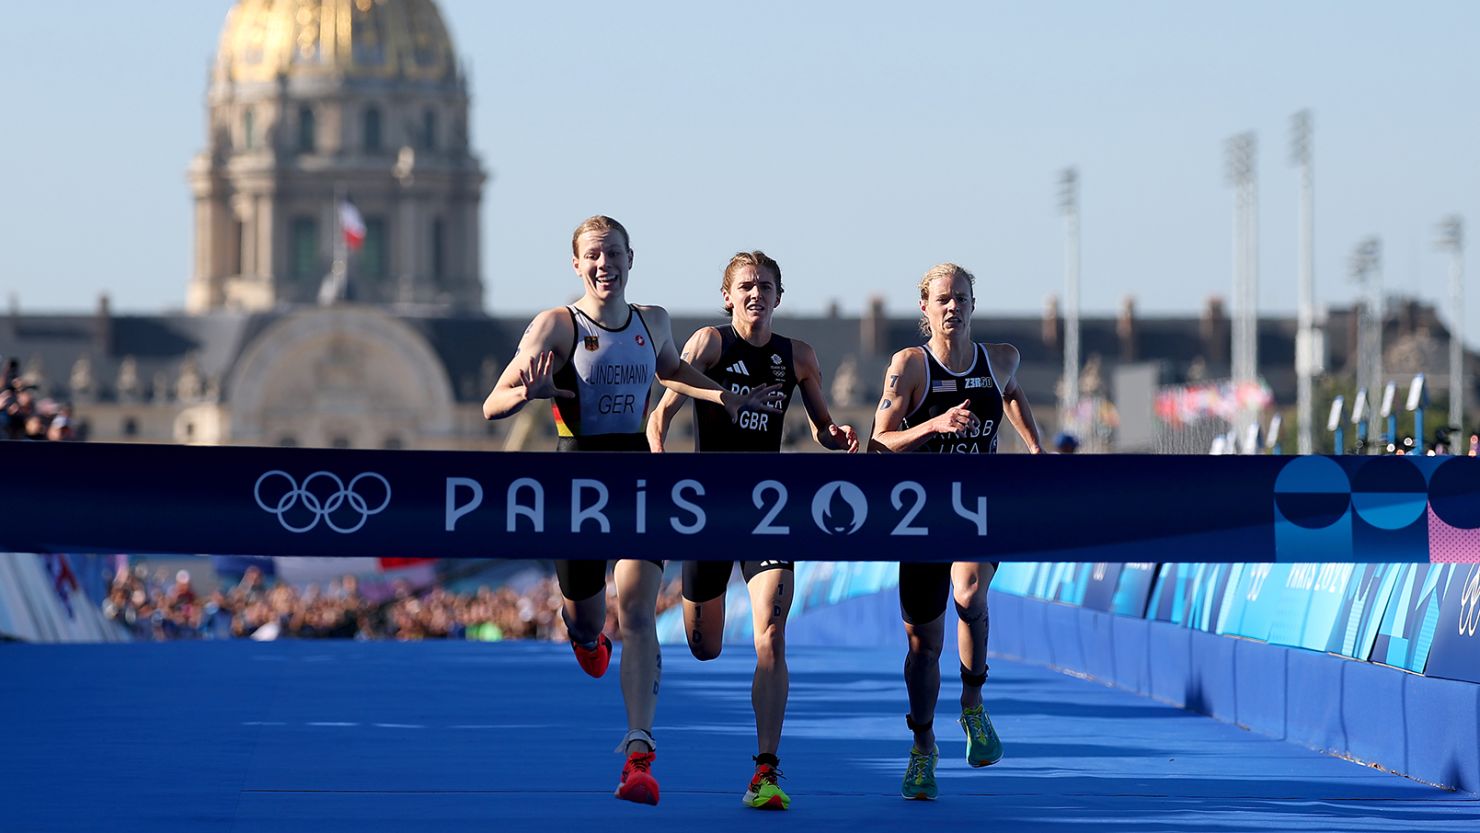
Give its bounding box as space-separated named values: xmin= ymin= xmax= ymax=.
xmin=1369 ymin=564 xmax=1456 ymax=672
xmin=1323 ymin=563 xmax=1402 ymax=660
xmin=1423 ymin=564 xmax=1480 ymax=683
xmin=4 ymin=442 xmax=1479 ymax=562
xmin=1109 ymin=563 xmax=1159 ymax=617
xmin=1079 ymin=563 xmax=1125 ymax=612
xmin=1263 ymin=564 xmax=1356 ymax=651
xmin=1217 ymin=564 xmax=1290 ymax=640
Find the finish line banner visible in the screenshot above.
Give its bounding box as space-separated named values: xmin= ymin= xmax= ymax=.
xmin=3 ymin=442 xmax=1478 ymax=563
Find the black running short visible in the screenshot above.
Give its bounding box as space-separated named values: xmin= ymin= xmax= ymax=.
xmin=681 ymin=560 xmax=794 ymax=604
xmin=556 ymin=559 xmax=666 ymax=602
xmin=555 ymin=433 xmax=648 ymax=452
xmin=898 ymin=562 xmax=1000 ymax=625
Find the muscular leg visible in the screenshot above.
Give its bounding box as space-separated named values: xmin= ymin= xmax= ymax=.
xmin=900 ymin=563 xmax=951 ymax=751
xmin=614 ymin=559 xmax=664 ymax=753
xmin=952 ymin=561 xmax=996 ymax=710
xmin=746 ymin=568 xmax=794 ymax=757
xmin=683 ymin=597 xmax=726 ymax=660
xmin=557 ymin=560 xmax=607 ymax=646
xmin=904 ymin=615 xmax=945 ymax=751
xmin=681 ymin=561 xmax=732 ymax=661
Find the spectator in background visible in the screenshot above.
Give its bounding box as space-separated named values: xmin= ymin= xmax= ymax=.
xmin=1 ymin=366 xmax=83 ymax=442
xmin=47 ymin=405 xmax=75 ymax=441
xmin=97 ymin=566 xmax=692 ymax=644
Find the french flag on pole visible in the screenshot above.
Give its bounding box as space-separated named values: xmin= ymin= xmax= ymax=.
xmin=339 ymin=199 xmax=366 ymax=251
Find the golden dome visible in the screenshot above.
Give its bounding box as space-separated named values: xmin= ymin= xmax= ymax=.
xmin=215 ymin=0 xmax=457 ymax=85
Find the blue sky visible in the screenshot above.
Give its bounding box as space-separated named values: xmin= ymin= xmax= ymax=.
xmin=1 ymin=1 xmax=1476 ymax=341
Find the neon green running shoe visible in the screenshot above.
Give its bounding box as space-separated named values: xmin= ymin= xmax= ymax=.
xmin=742 ymin=761 xmax=790 ymax=810
xmin=960 ymin=704 xmax=1003 ymax=767
xmin=900 ymin=745 xmax=939 ymax=800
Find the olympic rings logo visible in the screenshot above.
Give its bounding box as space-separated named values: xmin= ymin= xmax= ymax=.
xmin=1459 ymin=565 xmax=1480 ymax=639
xmin=253 ymin=470 xmax=392 ymax=534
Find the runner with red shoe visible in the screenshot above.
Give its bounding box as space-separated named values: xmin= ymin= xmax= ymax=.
xmin=483 ymin=217 xmax=783 ymax=805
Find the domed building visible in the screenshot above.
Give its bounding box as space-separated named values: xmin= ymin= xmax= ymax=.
xmin=0 ymin=0 xmax=519 ymax=452
xmin=0 ymin=2 xmax=1471 ymax=454
xmin=189 ymin=0 xmax=484 ymax=312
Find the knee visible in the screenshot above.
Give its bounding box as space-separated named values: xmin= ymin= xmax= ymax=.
xmin=754 ymin=623 xmax=786 ymax=668
xmin=953 ymin=587 xmax=987 ymax=623
xmin=689 ymin=638 xmax=722 ymax=661
xmin=906 ymin=634 xmax=941 ymax=665
xmin=618 ymin=600 xmax=655 ymax=634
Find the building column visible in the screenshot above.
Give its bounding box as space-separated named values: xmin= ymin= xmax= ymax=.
xmin=257 ymin=194 xmax=274 ymax=297
xmin=397 ymin=193 xmax=419 ymax=302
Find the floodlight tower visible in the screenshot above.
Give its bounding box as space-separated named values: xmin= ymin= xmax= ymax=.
xmin=1059 ymin=167 xmax=1081 ymax=433
xmin=1349 ymin=236 xmax=1383 ymax=447
xmin=1437 ymin=216 xmax=1465 ymax=432
xmin=1225 ymin=132 xmax=1259 ymax=443
xmin=1290 ymin=111 xmax=1317 ymax=454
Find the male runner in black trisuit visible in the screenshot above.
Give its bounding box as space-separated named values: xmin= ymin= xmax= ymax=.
xmin=870 ymin=262 xmax=1042 ymax=800
xmin=483 ymin=217 xmax=783 ymax=806
xmin=647 ymin=250 xmax=859 ymax=809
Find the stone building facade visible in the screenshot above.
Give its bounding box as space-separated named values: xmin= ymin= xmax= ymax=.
xmin=2 ymin=0 xmax=1474 ymax=454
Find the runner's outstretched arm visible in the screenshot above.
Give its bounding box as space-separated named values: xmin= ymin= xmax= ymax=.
xmin=482 ymin=308 xmax=574 ymax=420
xmin=647 ymin=327 xmax=721 ymax=452
xmin=642 ymin=306 xmax=784 ymax=422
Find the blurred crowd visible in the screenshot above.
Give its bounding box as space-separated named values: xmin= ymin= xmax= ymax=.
xmin=1 ymin=358 xmax=81 ymax=441
xmin=102 ymin=564 xmax=685 ymax=643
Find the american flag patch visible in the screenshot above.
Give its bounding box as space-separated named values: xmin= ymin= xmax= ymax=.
xmin=931 ymin=379 xmax=958 ymax=393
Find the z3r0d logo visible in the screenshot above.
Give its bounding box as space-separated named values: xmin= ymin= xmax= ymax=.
xmin=812 ymin=481 xmax=868 ymax=535
xmin=254 ymin=470 xmax=391 ymax=533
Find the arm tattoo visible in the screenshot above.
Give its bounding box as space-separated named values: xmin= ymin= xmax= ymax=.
xmin=879 ymin=399 xmax=892 ymax=411
xmin=680 ymin=351 xmax=691 ymax=362
xmin=888 ymin=374 xmax=899 ymax=390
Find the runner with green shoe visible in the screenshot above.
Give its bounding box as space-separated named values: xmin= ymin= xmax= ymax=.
xmin=869 ymin=263 xmax=1043 ymax=799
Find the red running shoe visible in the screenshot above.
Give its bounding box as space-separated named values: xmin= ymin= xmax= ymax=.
xmin=615 ymin=750 xmax=660 ymax=805
xmin=571 ymin=633 xmax=612 ymax=678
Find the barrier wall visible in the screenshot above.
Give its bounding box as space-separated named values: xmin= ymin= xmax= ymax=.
xmin=668 ymin=559 xmax=1480 ymax=792
xmin=0 ymin=553 xmax=127 ymax=643
xmin=989 ymin=593 xmax=1480 ymax=794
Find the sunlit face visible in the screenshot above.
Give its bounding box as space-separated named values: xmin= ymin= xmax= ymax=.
xmin=571 ymin=229 xmax=633 ymax=301
xmin=723 ymin=265 xmax=780 ymax=327
xmin=921 ymin=273 xmax=974 ymax=336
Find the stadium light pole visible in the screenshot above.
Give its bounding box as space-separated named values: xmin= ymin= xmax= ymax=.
xmin=1437 ymin=216 xmax=1464 ymax=433
xmin=1059 ymin=167 xmax=1081 ymax=435
xmin=1349 ymin=236 xmax=1383 ymax=450
xmin=1225 ymin=132 xmax=1259 ymax=447
xmin=1290 ymin=111 xmax=1317 ymax=454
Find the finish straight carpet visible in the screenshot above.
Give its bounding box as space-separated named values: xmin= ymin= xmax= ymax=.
xmin=2 ymin=641 xmax=1476 ymax=832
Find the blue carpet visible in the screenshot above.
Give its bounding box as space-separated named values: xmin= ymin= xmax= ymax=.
xmin=2 ymin=641 xmax=1476 ymax=832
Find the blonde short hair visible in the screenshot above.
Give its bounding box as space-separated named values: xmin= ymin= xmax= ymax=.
xmin=721 ymin=251 xmax=783 ymax=313
xmin=917 ymin=263 xmax=975 ymax=336
xmin=570 ymin=215 xmax=631 ymax=255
